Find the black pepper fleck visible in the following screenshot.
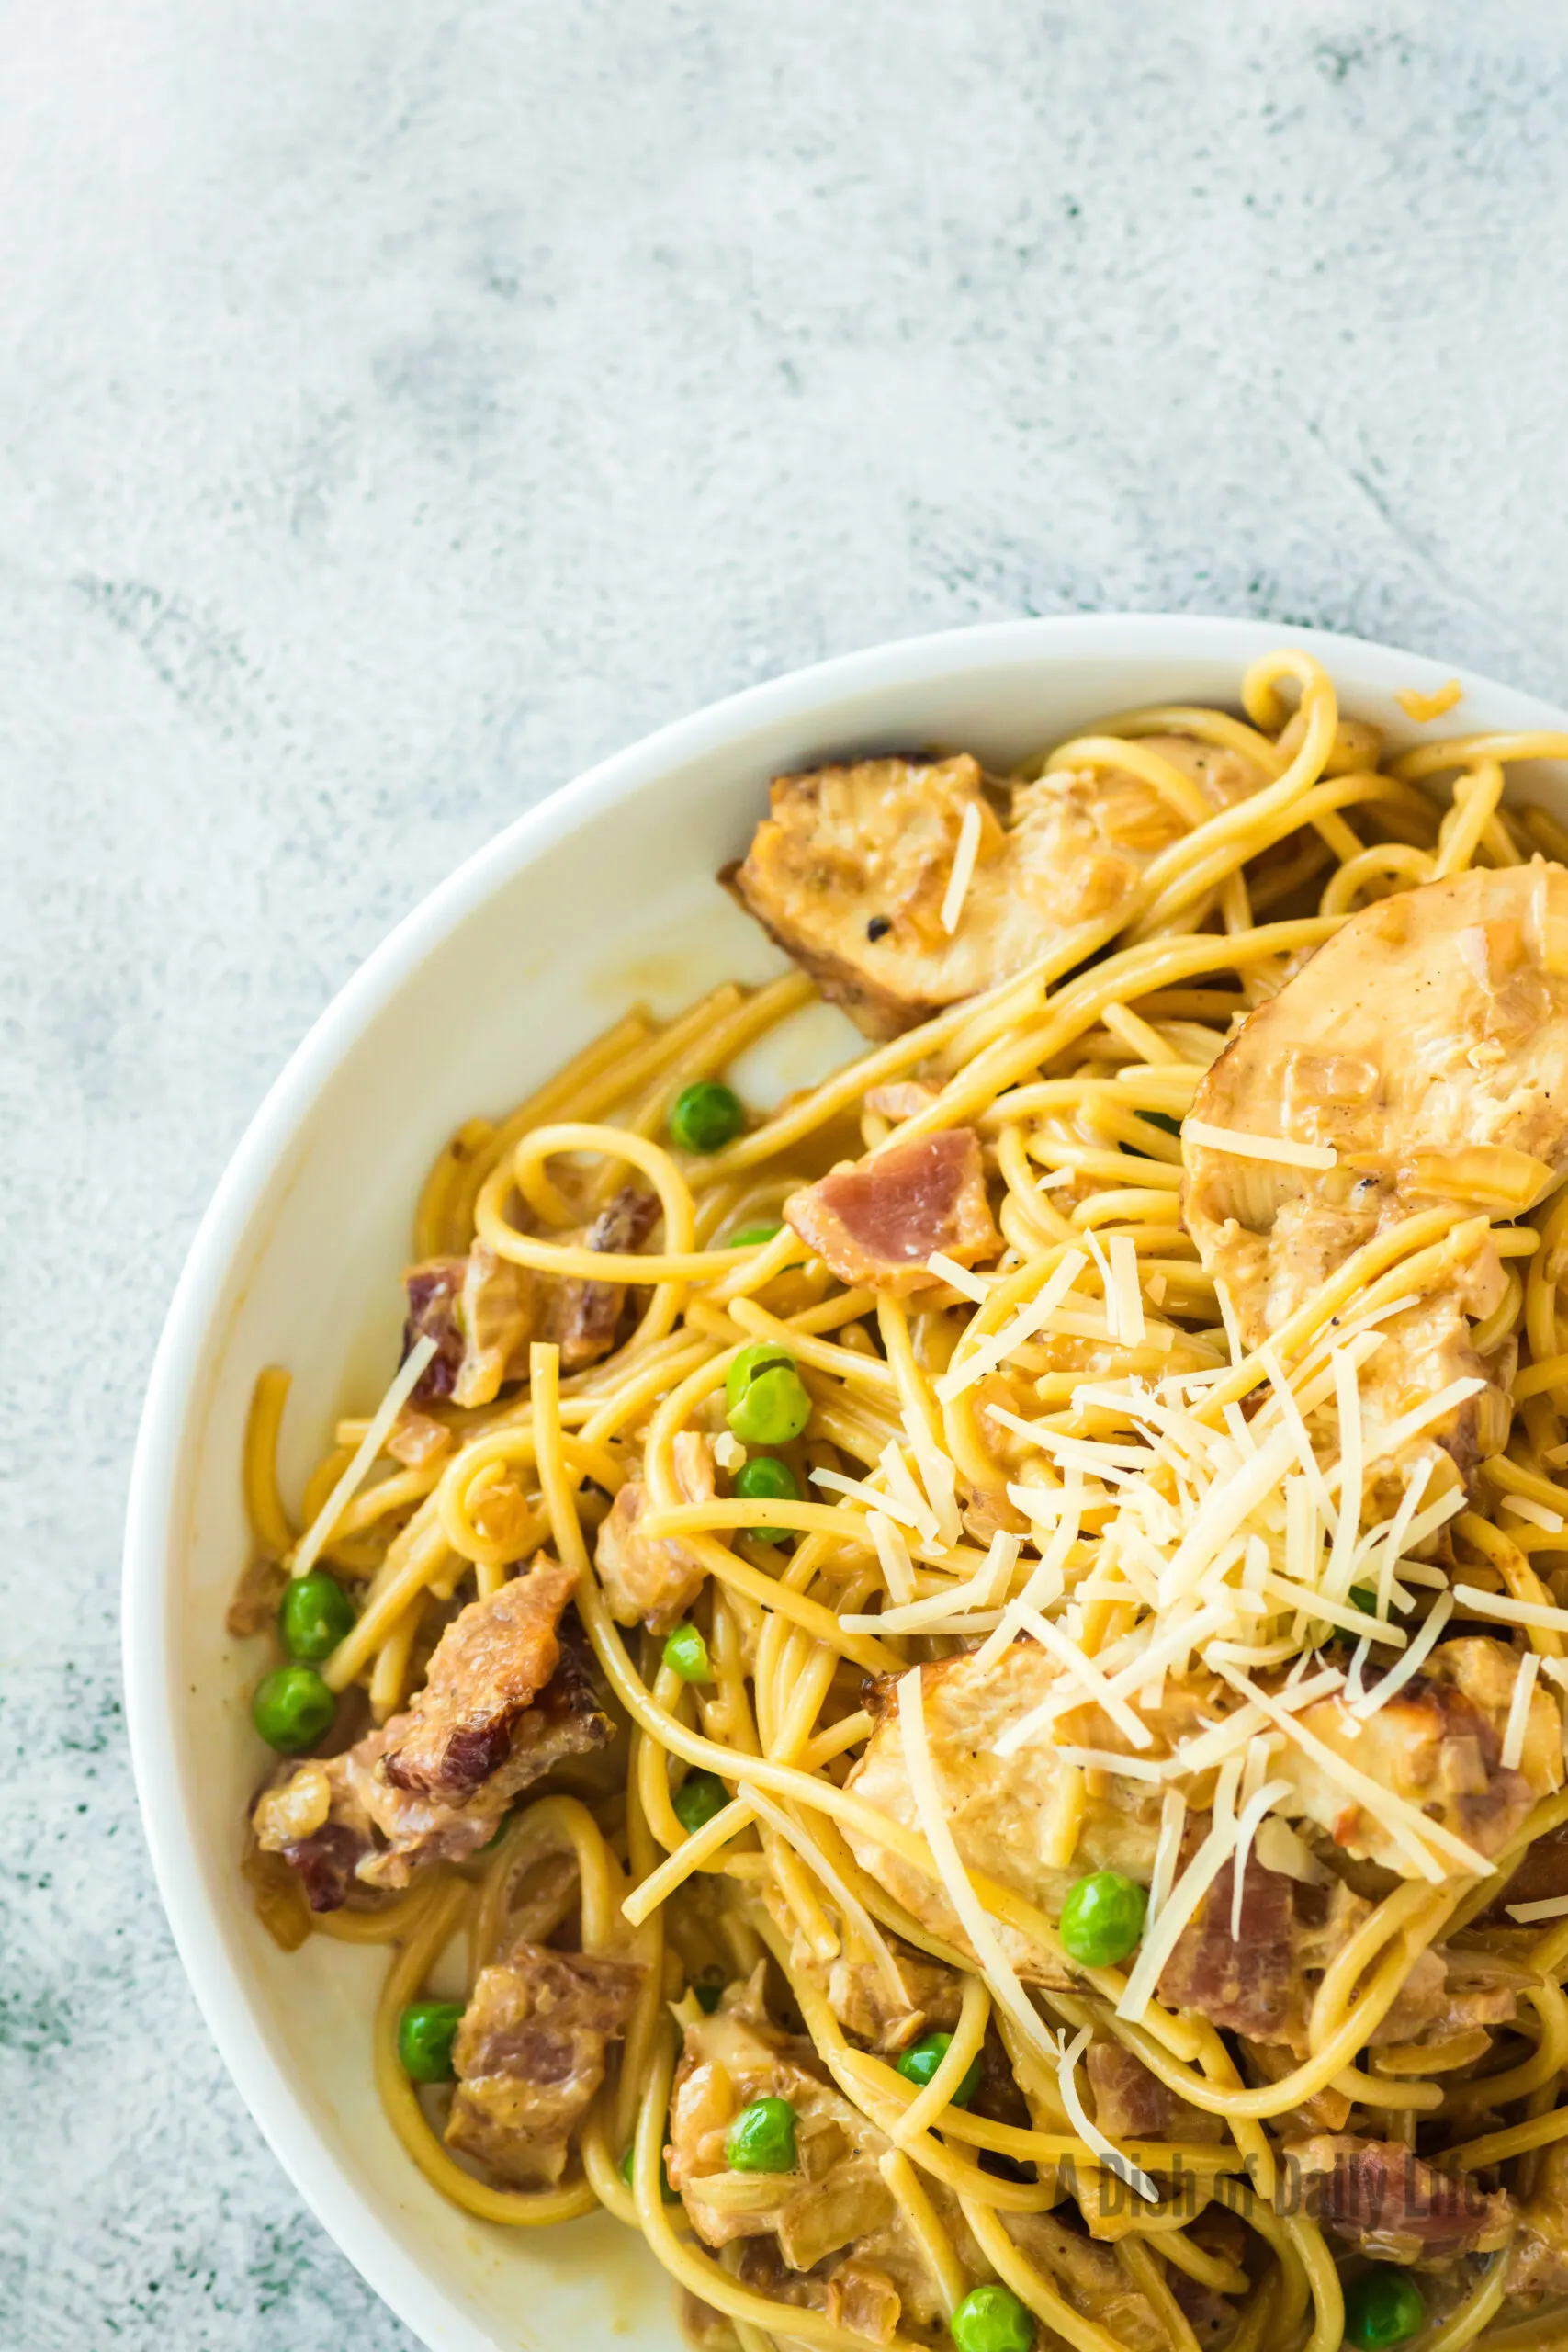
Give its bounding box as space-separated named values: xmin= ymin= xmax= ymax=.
xmin=866 ymin=915 xmax=891 ymax=942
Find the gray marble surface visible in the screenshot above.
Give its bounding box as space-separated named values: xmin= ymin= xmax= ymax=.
xmin=5 ymin=2 xmax=1568 ymax=2344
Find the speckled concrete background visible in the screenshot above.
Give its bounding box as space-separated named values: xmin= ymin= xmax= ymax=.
xmin=4 ymin=2 xmax=1567 ymax=2344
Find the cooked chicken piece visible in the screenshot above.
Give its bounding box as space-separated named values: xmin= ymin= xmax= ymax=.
xmin=842 ymin=1645 xmax=1201 ymax=1984
xmin=1283 ymin=1637 xmax=1561 ymax=1876
xmin=1505 ymin=2141 xmax=1568 ymax=2301
xmin=1286 ymin=2134 xmax=1515 ymax=2265
xmin=731 ymin=2241 xmax=906 ymax=2349
xmin=404 ymin=1244 xmax=527 ymax=1408
xmin=404 ymin=1186 xmax=660 ymax=1406
xmin=1184 ymin=865 xmax=1568 ymax=1493
xmin=767 ymin=1895 xmax=963 ymax=2053
xmin=1002 ymin=2212 xmax=1171 ymax=2352
xmin=863 ymin=1080 xmax=942 ymax=1122
xmin=385 ymin=1406 xmax=453 ymax=1468
xmin=252 ymin=1585 xmax=613 ymax=1908
xmin=681 ymin=2290 xmax=743 ymax=2352
xmin=594 ymin=1431 xmax=716 ymax=1634
xmin=1084 ymin=2042 xmax=1223 ymax=2143
xmin=446 ymin=1939 xmax=645 ymax=2187
xmin=725 ymin=741 xmax=1265 ymax=1040
xmin=840 ymin=1639 xmax=1558 ymax=1989
xmin=226 ymin=1552 xmax=289 ymax=1639
xmin=667 ymin=1967 xmax=974 ymax=2325
xmin=784 ymin=1128 xmax=999 ymax=1295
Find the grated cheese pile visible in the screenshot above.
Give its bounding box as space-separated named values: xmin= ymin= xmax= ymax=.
xmin=813 ymin=1228 xmax=1562 ymax=2073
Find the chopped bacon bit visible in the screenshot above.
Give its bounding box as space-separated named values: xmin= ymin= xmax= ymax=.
xmin=446 ymin=1941 xmax=645 ymax=2186
xmin=594 ymin=1432 xmax=716 ymax=1634
xmin=1287 ymin=2134 xmax=1515 ymax=2263
xmin=784 ymin=1129 xmax=998 ymax=1295
xmin=252 ymin=1585 xmax=613 ymax=1908
xmin=1086 ymin=2041 xmax=1223 ymax=2143
xmin=401 ymin=1188 xmax=660 ymax=1408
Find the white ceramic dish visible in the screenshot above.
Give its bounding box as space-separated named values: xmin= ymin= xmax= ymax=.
xmin=125 ymin=616 xmax=1568 ymax=2352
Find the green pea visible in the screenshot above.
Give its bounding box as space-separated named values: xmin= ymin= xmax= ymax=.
xmin=673 ymin=1770 xmax=729 ymax=1835
xmin=726 ymin=2095 xmax=797 ymax=2174
xmin=727 ymin=1221 xmax=783 ymax=1247
xmin=670 ymin=1081 xmax=745 ymax=1154
xmin=694 ymin=1982 xmax=724 ymax=2014
xmin=1344 ymin=2267 xmax=1426 ymax=2350
xmin=896 ymin=2030 xmax=981 ymax=2106
xmin=950 ymin=2283 xmax=1034 ymax=2352
xmin=617 ymin=2144 xmax=682 ymax=2201
xmin=725 ymin=1343 xmax=811 ymax=1446
xmin=733 ymin=1453 xmax=801 ymax=1544
xmin=1058 ymin=1870 xmax=1148 ymax=1969
xmin=277 ymin=1568 xmax=355 ymax=1661
xmin=662 ymin=1623 xmax=712 ymax=1682
xmin=251 ymin=1664 xmax=336 ymax=1755
xmin=398 ymin=1999 xmax=465 ymax=2084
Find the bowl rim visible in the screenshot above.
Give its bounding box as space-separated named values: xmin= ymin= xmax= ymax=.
xmin=122 ymin=611 xmax=1568 ymax=2350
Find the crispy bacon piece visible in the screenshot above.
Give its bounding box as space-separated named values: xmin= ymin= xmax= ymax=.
xmin=768 ymin=1894 xmax=963 ymax=2053
xmin=1085 ymin=2042 xmax=1223 ymax=2144
xmin=1159 ymin=1851 xmax=1303 ymax=2047
xmin=402 ymin=1187 xmax=660 ymax=1406
xmin=1003 ymin=2213 xmax=1171 ymax=2352
xmin=1506 ymin=2142 xmax=1568 ymax=2301
xmin=446 ymin=1941 xmax=645 ymax=2187
xmin=381 ymin=1555 xmax=577 ymax=1800
xmin=403 ymin=1243 xmax=527 ymax=1407
xmin=252 ymin=1585 xmax=613 ymax=1909
xmin=555 ymin=1185 xmax=661 ymax=1361
xmin=784 ymin=1128 xmax=998 ymax=1295
xmin=1286 ymin=2135 xmax=1515 ymax=2264
xmin=594 ymin=1431 xmax=716 ymax=1634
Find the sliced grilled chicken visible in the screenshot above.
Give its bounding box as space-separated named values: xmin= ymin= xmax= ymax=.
xmin=1184 ymin=863 xmax=1568 ymax=1490
xmin=840 ymin=1639 xmax=1559 ymax=1992
xmin=724 ymin=739 xmax=1264 ymax=1038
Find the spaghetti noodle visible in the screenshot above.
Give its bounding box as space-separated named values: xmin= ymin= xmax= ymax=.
xmin=234 ymin=650 xmax=1568 ymax=2352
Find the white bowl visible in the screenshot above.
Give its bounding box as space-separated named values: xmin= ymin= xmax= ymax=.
xmin=124 ymin=615 xmax=1568 ymax=2352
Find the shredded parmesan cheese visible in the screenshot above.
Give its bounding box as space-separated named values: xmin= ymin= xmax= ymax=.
xmin=934 ymin=1250 xmax=1089 ymax=1403
xmin=1452 ymin=1586 xmax=1568 ymax=1634
xmin=867 ymin=1510 xmax=916 ymax=1604
xmin=1146 ymin=1790 xmax=1186 ymax=1929
xmin=1507 ymin=1894 xmax=1568 ymax=1925
xmin=940 ymin=799 xmax=983 ymax=934
xmin=926 ymin=1252 xmax=991 ymax=1304
xmin=1183 ymin=1119 xmax=1337 ymax=1170
xmin=1228 ymin=1779 xmax=1293 ymax=1939
xmin=289 ymin=1334 xmax=437 ymax=1582
xmin=1107 ymin=1233 xmax=1146 ymax=1347
xmin=1503 ymin=1651 xmax=1542 ymax=1772
xmin=1118 ymin=1757 xmax=1245 ymax=2022
xmin=897 ymin=1668 xmax=1063 ymax=2068
xmin=1058 ymin=2027 xmax=1158 ymax=2203
xmin=1503 ymin=1496 xmax=1566 ymax=1534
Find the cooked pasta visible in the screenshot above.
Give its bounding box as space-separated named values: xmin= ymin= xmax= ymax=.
xmin=234 ymin=650 xmax=1568 ymax=2352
